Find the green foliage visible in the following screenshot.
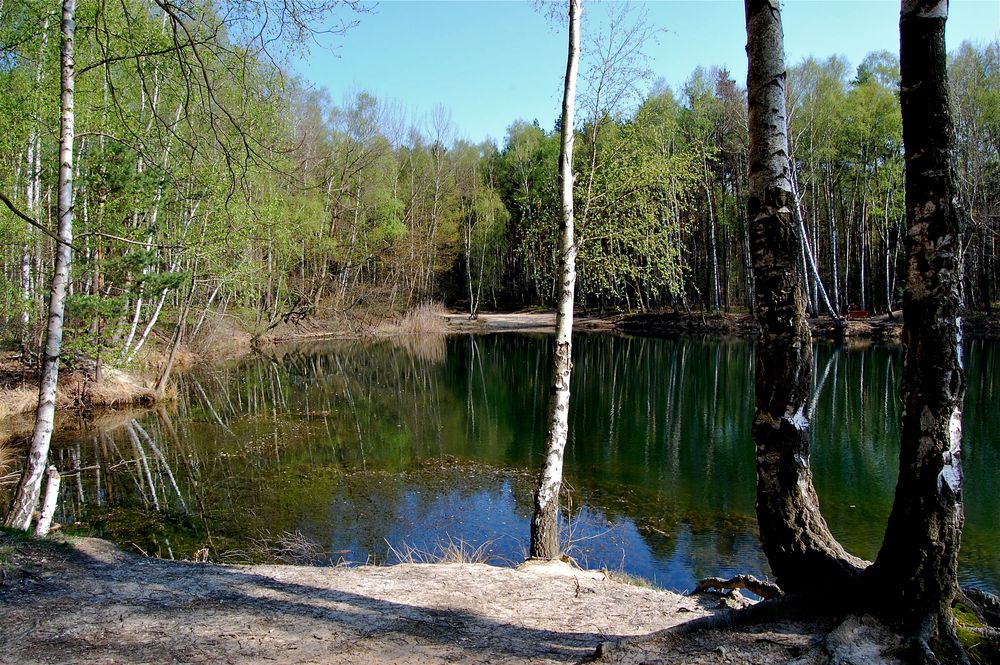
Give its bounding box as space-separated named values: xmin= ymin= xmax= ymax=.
xmin=66 ymin=294 xmax=127 ymax=321
xmin=142 ymin=270 xmax=190 ymax=292
xmin=1 ymin=0 xmax=998 ymax=355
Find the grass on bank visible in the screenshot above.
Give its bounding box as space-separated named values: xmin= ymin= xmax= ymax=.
xmin=377 ymin=301 xmax=450 ymax=336
xmin=386 ymin=536 xmax=509 ymax=566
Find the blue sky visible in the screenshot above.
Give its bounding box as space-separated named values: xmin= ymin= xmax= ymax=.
xmin=292 ymin=0 xmax=1000 ymax=145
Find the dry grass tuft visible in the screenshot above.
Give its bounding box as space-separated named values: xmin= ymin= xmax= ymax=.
xmin=380 ymin=301 xmax=450 ymax=336
xmin=84 ymin=369 xmax=157 ymax=407
xmin=386 ymin=536 xmax=507 ymax=566
xmin=0 ymin=387 xmax=37 ymax=421
xmin=376 ymin=302 xmax=450 ymax=362
xmin=217 ymin=530 xmax=330 ymax=566
xmin=0 ymin=366 xmax=157 ymax=423
xmin=0 ymin=436 xmax=16 ymax=481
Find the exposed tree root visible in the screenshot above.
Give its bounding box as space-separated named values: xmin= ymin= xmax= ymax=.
xmin=594 ymin=594 xmax=814 ymax=660
xmin=905 ymin=611 xmax=969 ymax=665
xmin=958 ymin=586 xmax=1000 ymax=627
xmin=692 ymin=574 xmax=784 ymax=601
xmin=965 ymin=625 xmax=1000 ymax=640
xmin=954 ymin=586 xmax=1000 ymax=665
xmin=594 ymin=583 xmax=1000 ymax=664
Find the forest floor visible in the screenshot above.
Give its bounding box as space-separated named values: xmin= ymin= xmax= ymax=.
xmin=0 ymin=532 xmax=913 ymax=665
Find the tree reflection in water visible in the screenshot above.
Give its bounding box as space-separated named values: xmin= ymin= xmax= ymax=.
xmin=27 ymin=334 xmax=999 ymax=594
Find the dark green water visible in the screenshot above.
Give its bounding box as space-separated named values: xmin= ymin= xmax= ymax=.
xmin=45 ymin=334 xmax=999 ymax=594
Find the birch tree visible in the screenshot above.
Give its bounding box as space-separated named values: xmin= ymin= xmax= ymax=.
xmin=864 ymin=0 xmax=967 ymax=649
xmin=744 ymin=2 xmax=994 ymax=656
xmin=743 ymin=0 xmax=863 ymax=592
xmin=530 ymin=0 xmax=581 ymax=560
xmin=5 ymin=0 xmax=76 ymax=530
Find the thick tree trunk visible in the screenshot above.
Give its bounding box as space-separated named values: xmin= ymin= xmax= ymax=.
xmin=5 ymin=0 xmax=75 ymax=530
xmin=865 ymin=0 xmax=965 ymax=630
xmin=744 ymin=0 xmax=863 ymax=593
xmin=530 ymin=0 xmax=580 ymax=561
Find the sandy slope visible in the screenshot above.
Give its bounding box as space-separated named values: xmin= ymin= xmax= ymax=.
xmin=1 ymin=535 xmax=718 ymax=664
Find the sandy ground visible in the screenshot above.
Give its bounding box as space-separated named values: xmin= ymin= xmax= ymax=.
xmin=444 ymin=311 xmax=618 ymax=333
xmin=0 ymin=534 xmax=926 ymax=664
xmin=1 ymin=535 xmax=728 ymax=665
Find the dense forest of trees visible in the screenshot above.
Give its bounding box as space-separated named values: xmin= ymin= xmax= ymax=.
xmin=3 ymin=0 xmax=999 ymax=656
xmin=2 ymin=2 xmax=998 ymax=369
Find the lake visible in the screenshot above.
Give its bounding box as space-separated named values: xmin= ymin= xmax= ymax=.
xmin=44 ymin=333 xmax=999 ymax=595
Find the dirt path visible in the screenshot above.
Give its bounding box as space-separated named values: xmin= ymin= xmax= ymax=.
xmin=1 ymin=535 xmax=723 ymax=664
xmin=444 ymin=311 xmax=617 ymax=333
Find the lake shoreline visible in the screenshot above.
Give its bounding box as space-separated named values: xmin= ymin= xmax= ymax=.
xmin=2 ymin=318 xmax=996 ymax=663
xmin=1 ymin=531 xmax=861 ymax=665
xmin=446 ymin=308 xmax=1000 ymax=343
xmin=4 ymin=306 xmax=998 ymax=441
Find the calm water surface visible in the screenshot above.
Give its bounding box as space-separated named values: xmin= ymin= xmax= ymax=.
xmin=45 ymin=334 xmax=999 ymax=594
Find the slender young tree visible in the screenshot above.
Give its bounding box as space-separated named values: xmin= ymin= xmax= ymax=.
xmin=865 ymin=0 xmax=966 ymax=642
xmin=6 ymin=0 xmax=76 ymax=530
xmin=530 ymin=0 xmax=581 ymax=560
xmin=743 ymin=0 xmax=862 ymax=592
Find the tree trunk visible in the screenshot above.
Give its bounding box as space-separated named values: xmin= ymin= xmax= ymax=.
xmin=530 ymin=0 xmax=580 ymax=561
xmin=743 ymin=0 xmax=863 ymax=592
xmin=789 ymin=159 xmax=841 ymax=326
xmin=5 ymin=0 xmax=76 ymax=530
xmin=827 ymin=173 xmax=841 ymax=313
xmin=865 ymin=0 xmax=965 ymax=632
xmin=34 ymin=466 xmax=61 ymax=537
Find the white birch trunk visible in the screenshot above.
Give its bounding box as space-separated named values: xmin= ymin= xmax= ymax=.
xmin=20 ymin=18 xmax=50 ymax=348
xmin=34 ymin=466 xmax=61 ymax=537
xmin=530 ymin=0 xmax=581 ymax=561
xmin=6 ymin=0 xmax=75 ymax=530
xmin=125 ymin=199 xmax=197 ymax=362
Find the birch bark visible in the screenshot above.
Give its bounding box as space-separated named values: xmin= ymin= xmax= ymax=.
xmin=530 ymin=0 xmax=581 ymax=560
xmin=744 ymin=0 xmax=863 ymax=592
xmin=866 ymin=0 xmax=966 ymax=629
xmin=6 ymin=0 xmax=76 ymax=530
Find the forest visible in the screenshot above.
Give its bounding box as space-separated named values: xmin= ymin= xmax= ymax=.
xmin=1 ymin=0 xmax=998 ymax=365
xmin=1 ymin=0 xmax=1000 ymax=661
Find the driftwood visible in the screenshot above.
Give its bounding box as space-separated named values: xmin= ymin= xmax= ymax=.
xmin=692 ymin=574 xmax=784 ymax=601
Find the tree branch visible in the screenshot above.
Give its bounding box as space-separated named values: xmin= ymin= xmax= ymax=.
xmin=0 ymin=190 xmax=77 ymax=250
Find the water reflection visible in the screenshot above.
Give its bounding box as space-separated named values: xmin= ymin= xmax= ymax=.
xmin=30 ymin=334 xmax=1000 ymax=594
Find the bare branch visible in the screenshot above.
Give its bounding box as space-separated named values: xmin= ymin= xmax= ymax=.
xmin=0 ymin=190 xmax=77 ymax=250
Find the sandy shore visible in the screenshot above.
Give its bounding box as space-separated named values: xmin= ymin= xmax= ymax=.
xmin=2 ymin=534 xmax=724 ymax=664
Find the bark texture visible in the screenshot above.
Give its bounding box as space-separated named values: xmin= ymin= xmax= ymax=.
xmin=530 ymin=0 xmax=581 ymax=560
xmin=5 ymin=0 xmax=76 ymax=530
xmin=865 ymin=0 xmax=965 ymax=627
xmin=744 ymin=0 xmax=863 ymax=593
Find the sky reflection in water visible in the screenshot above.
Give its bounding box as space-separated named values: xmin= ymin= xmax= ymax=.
xmin=48 ymin=334 xmax=999 ymax=595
